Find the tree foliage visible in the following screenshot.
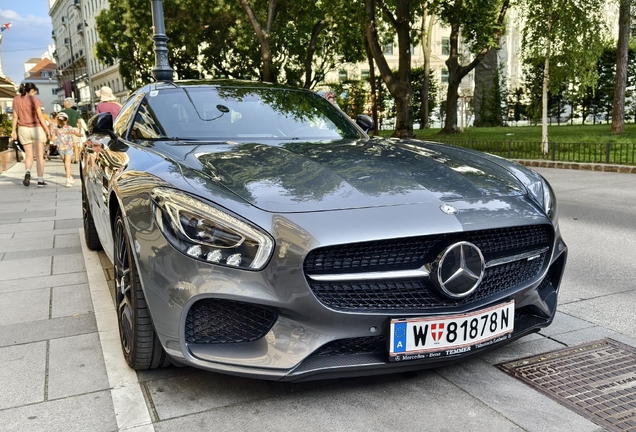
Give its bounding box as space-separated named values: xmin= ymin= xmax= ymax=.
xmin=364 ymin=0 xmax=427 ymax=138
xmin=94 ymin=0 xmax=367 ymax=92
xmin=518 ymin=0 xmax=607 ymax=151
xmin=431 ymin=0 xmax=509 ymax=134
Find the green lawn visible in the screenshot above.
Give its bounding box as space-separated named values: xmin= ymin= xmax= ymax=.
xmin=379 ymin=123 xmax=636 ymax=144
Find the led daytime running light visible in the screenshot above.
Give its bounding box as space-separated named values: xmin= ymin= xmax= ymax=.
xmin=151 ymin=188 xmax=274 ymax=270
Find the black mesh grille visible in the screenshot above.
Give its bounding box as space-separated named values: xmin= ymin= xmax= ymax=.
xmin=304 ymin=225 xmax=552 ymax=312
xmin=314 ymin=336 xmax=387 ymax=356
xmin=304 ymin=225 xmax=551 ymax=275
xmin=185 ymin=299 xmax=277 ymax=344
xmin=309 ymin=253 xmax=545 ymax=311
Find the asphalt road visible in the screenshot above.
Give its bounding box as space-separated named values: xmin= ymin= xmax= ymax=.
xmin=106 ymin=167 xmax=636 ymax=432
xmin=535 ymin=167 xmax=636 ymax=337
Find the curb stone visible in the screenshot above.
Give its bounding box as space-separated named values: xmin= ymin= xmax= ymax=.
xmin=515 ymin=159 xmax=636 ymax=174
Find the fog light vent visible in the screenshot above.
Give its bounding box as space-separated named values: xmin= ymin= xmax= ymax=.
xmin=185 ymin=299 xmax=277 ymax=344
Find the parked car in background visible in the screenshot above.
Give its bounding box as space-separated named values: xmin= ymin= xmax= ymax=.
xmin=81 ymin=80 xmax=567 ymax=381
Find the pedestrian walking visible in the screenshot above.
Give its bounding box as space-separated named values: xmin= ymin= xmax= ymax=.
xmin=10 ymin=83 xmax=50 ymax=187
xmin=51 ymin=111 xmax=81 ymax=187
xmin=95 ymin=86 xmax=122 ymax=119
xmin=61 ymin=97 xmax=82 ymax=164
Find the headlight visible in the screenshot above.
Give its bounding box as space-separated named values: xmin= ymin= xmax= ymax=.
xmin=523 ymin=174 xmax=557 ymax=222
xmin=151 ymin=188 xmax=274 ymax=270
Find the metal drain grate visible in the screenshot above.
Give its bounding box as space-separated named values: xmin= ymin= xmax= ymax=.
xmin=498 ymin=338 xmax=636 ymax=431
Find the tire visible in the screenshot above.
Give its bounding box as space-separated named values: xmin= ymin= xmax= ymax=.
xmin=114 ymin=210 xmax=170 ymax=370
xmin=82 ymin=184 xmax=103 ymax=251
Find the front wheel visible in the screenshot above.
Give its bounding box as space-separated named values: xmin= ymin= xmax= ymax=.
xmin=114 ymin=210 xmax=170 ymax=369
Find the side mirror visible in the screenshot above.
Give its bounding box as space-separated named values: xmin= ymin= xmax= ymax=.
xmin=356 ymin=114 xmax=374 ymax=133
xmin=88 ymin=112 xmax=114 ymax=134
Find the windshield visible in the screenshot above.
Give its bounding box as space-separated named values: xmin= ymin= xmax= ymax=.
xmin=130 ymin=86 xmax=363 ymax=142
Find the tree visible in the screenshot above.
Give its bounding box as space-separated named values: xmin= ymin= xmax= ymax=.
xmin=507 ymin=87 xmax=527 ymax=125
xmin=280 ymin=1 xmax=368 ymax=89
xmin=236 ymin=0 xmax=368 ymax=88
xmin=611 ymin=0 xmax=631 ymax=133
xmin=95 ymin=0 xmax=154 ymax=89
xmin=518 ymin=0 xmax=606 ymax=153
xmin=411 ymin=67 xmax=438 ymax=126
xmin=474 ymin=50 xmax=507 ymax=127
xmin=419 ymin=7 xmax=435 ymax=129
xmin=237 ymin=0 xmax=278 ymax=82
xmin=95 ymin=0 xmax=245 ymax=89
xmin=365 ymin=0 xmax=424 ymax=138
xmin=431 ymin=0 xmax=510 ymax=134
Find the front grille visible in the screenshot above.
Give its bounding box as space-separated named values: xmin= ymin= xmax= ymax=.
xmin=314 ymin=336 xmax=387 ymax=356
xmin=185 ymin=299 xmax=277 ymax=344
xmin=304 ymin=225 xmax=552 ymax=312
xmin=309 ymin=253 xmax=546 ymax=311
xmin=304 ymin=225 xmax=551 ymax=275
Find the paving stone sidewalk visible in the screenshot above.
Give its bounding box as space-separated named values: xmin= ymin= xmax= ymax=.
xmin=0 ymin=158 xmax=118 ymax=431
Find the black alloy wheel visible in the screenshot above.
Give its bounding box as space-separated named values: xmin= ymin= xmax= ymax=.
xmin=82 ymin=183 xmax=102 ymax=251
xmin=113 ymin=210 xmax=170 ymax=370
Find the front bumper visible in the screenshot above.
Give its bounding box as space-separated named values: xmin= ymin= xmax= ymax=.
xmin=126 ymin=198 xmax=567 ymax=381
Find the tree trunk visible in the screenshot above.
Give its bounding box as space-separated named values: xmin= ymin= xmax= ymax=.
xmin=440 ymin=0 xmax=509 ymax=134
xmin=541 ymin=35 xmax=550 ymax=155
xmin=445 ymin=80 xmax=460 ymax=133
xmin=365 ymin=0 xmax=414 ymax=138
xmin=473 ymin=49 xmax=499 ymax=127
xmin=611 ymin=0 xmax=630 ymax=134
xmin=420 ymin=10 xmax=434 ymax=129
xmin=239 ymin=0 xmax=276 ymax=83
xmin=303 ymin=20 xmax=326 ymax=89
xmin=364 ymin=35 xmax=379 ymax=136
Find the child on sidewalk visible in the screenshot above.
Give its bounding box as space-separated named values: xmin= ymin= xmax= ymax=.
xmin=51 ymin=112 xmax=82 ymax=187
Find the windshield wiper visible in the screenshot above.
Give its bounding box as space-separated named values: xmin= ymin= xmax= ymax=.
xmin=139 ymin=137 xmax=196 ymax=142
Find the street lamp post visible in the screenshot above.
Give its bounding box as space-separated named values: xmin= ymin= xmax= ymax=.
xmin=150 ymin=0 xmax=173 ymax=82
xmin=63 ymin=2 xmax=80 ymax=103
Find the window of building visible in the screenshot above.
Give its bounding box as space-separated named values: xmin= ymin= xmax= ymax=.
xmin=338 ymin=70 xmax=347 ymax=82
xmin=52 ymin=88 xmax=57 ymax=95
xmin=42 ymin=71 xmax=49 ymax=78
xmin=441 ymin=37 xmax=450 ymax=56
xmin=382 ymin=44 xmax=393 ymax=55
xmin=361 ymin=69 xmax=370 ymax=80
xmin=441 ymin=68 xmax=449 ymax=84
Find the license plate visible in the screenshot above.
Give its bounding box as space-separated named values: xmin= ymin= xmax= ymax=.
xmin=389 ymin=301 xmax=515 ymax=362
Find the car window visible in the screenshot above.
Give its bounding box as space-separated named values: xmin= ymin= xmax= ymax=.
xmin=143 ymin=86 xmax=362 ymax=142
xmin=114 ymin=93 xmax=145 ymax=138
xmin=130 ymin=100 xmax=165 ymax=140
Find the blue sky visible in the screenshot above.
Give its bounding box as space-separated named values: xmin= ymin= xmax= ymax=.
xmin=0 ymin=0 xmax=53 ymax=85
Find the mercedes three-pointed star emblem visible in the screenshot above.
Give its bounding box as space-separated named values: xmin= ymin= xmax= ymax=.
xmin=432 ymin=241 xmax=485 ymax=299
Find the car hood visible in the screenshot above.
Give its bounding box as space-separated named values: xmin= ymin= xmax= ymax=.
xmin=171 ymin=138 xmax=526 ymax=213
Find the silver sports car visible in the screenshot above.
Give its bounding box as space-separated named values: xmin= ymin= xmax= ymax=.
xmin=81 ymin=80 xmax=567 ymax=381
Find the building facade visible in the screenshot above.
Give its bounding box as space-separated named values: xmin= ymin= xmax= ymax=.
xmin=49 ymin=0 xmax=128 ymax=116
xmin=22 ymin=58 xmax=59 ymax=113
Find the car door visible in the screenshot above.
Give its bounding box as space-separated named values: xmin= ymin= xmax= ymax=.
xmin=85 ymin=93 xmax=145 ymax=257
xmin=84 ymin=131 xmax=115 ymax=246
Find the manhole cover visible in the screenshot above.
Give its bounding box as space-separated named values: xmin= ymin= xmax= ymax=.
xmin=498 ymin=338 xmax=636 ymax=431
